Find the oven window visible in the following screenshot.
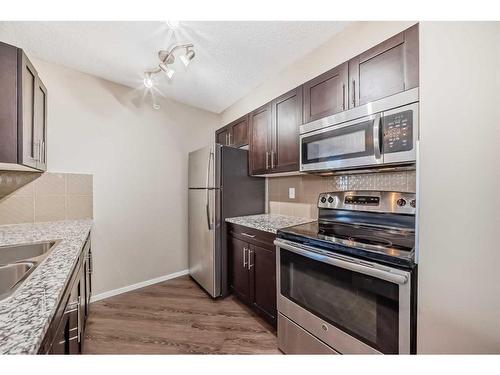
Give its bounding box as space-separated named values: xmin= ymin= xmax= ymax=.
xmin=301 ymin=119 xmax=374 ymax=165
xmin=280 ymin=249 xmax=399 ymax=354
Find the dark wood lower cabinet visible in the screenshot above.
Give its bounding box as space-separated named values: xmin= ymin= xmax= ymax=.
xmin=40 ymin=235 xmax=92 ymax=354
xmin=227 ymin=224 xmax=277 ymax=327
xmin=249 ymin=245 xmax=276 ymax=323
xmin=228 ymin=236 xmax=251 ymax=303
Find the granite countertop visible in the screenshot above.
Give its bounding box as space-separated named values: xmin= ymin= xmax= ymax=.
xmin=225 ymin=213 xmax=314 ymax=234
xmin=0 ymin=219 xmax=93 ymax=354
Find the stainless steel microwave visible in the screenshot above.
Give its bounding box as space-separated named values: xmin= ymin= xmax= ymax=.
xmin=300 ymin=88 xmax=419 ymax=173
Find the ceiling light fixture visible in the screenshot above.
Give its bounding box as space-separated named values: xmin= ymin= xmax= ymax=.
xmin=143 ymin=43 xmax=196 ymax=89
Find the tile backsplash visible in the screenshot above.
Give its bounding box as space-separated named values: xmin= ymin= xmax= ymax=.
xmin=0 ymin=172 xmax=93 ymax=225
xmin=268 ymin=170 xmax=416 ymax=219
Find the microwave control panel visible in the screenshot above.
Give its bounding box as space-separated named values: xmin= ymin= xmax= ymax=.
xmin=383 ymin=110 xmax=413 ymax=154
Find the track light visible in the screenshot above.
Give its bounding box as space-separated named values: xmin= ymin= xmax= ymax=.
xmin=180 ymin=48 xmax=195 ymax=67
xmin=143 ymin=43 xmax=196 ymax=107
xmin=159 ymin=62 xmax=175 ymax=80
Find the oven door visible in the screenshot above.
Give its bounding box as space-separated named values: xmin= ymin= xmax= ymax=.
xmin=275 ymin=239 xmax=412 ymax=354
xmin=300 ymin=113 xmax=383 ymax=172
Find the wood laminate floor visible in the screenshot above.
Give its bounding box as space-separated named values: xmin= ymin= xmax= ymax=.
xmin=83 ymin=275 xmax=280 ymax=354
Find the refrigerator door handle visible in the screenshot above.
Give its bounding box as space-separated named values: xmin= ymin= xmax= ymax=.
xmin=206 ymin=149 xmax=214 ymax=230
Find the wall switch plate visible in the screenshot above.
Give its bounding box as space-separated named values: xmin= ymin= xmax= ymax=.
xmin=288 ymin=187 xmax=295 ymax=199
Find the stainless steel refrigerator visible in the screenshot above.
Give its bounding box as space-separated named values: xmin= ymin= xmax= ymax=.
xmin=188 ymin=144 xmax=265 ymax=298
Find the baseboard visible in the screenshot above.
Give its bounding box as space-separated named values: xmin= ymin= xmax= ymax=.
xmin=90 ymin=269 xmax=189 ymax=303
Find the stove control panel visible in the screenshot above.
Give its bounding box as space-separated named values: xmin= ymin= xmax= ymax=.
xmin=318 ymin=191 xmax=416 ymax=215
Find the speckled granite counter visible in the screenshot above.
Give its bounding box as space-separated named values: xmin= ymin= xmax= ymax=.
xmin=0 ymin=219 xmax=92 ymax=354
xmin=225 ymin=214 xmax=314 ymax=234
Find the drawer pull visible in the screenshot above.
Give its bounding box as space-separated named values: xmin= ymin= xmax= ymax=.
xmin=241 ymin=233 xmax=256 ymax=238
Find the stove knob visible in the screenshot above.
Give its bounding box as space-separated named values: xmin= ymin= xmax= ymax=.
xmin=410 ymin=199 xmax=416 ymax=208
xmin=328 ymin=196 xmax=334 ymax=204
xmin=397 ymin=198 xmax=407 ymax=207
xmin=320 ymin=196 xmax=327 ymax=204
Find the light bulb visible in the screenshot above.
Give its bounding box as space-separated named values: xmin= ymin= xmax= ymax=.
xmin=180 ymin=49 xmax=195 ymax=67
xmin=143 ymin=76 xmax=153 ymax=88
xmin=159 ymin=62 xmax=175 ymax=80
xmin=166 ymin=21 xmax=180 ymax=30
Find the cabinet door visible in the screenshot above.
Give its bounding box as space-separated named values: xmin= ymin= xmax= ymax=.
xmin=84 ymin=247 xmax=92 ymax=319
xmin=248 ymin=102 xmax=272 ymax=175
xmin=303 ymin=62 xmax=348 ymax=123
xmin=49 ymin=313 xmax=69 ymax=354
xmin=230 ymin=116 xmax=248 ymax=147
xmin=228 ymin=236 xmax=250 ymax=303
xmin=216 ymin=127 xmax=230 ymax=145
xmin=349 ymin=24 xmax=419 ymax=108
xmin=34 ymin=78 xmax=48 ymax=171
xmin=67 ymin=279 xmax=81 ymax=354
xmin=271 ymin=87 xmax=303 ymax=173
xmin=19 ymin=51 xmax=38 ymax=169
xmin=249 ymin=244 xmax=276 ymax=325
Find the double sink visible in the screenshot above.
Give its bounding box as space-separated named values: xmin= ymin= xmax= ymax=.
xmin=0 ymin=241 xmax=59 ymax=301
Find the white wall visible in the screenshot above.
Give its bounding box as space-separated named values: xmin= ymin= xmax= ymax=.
xmin=417 ymin=22 xmax=500 ymax=353
xmin=221 ymin=21 xmax=416 ymax=124
xmin=33 ymin=59 xmax=220 ymax=295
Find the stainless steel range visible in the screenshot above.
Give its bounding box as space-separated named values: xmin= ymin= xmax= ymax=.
xmin=274 ymin=191 xmax=417 ymax=354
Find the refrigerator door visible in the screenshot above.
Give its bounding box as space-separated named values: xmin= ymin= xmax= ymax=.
xmin=188 ymin=145 xmax=217 ymax=189
xmin=188 ymin=188 xmax=219 ymax=297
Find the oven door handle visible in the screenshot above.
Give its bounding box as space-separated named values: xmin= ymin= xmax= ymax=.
xmin=275 ymin=239 xmax=409 ymax=285
xmin=373 ymin=113 xmax=382 ymax=160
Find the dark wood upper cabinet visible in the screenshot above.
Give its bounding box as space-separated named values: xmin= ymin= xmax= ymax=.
xmin=230 ymin=116 xmax=248 ymax=147
xmin=249 ymin=87 xmax=302 ymax=175
xmin=215 ymin=115 xmax=249 ymax=147
xmin=0 ymin=41 xmax=47 ymax=171
xmin=271 ymin=86 xmax=303 ymax=173
xmin=215 ymin=127 xmax=230 ymax=146
xmin=248 ymin=102 xmax=272 ymax=175
xmin=249 ymin=244 xmax=276 ymax=324
xmin=349 ymin=24 xmax=419 ymax=108
xmin=303 ymin=62 xmax=348 ymax=123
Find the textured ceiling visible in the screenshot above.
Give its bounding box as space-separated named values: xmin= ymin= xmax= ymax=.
xmin=0 ymin=21 xmax=349 ymax=113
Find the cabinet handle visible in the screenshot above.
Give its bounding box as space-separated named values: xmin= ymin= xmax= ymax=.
xmin=241 ymin=233 xmax=256 ymax=238
xmin=41 ymin=140 xmax=45 ymax=164
xmin=265 ymin=151 xmax=269 ymax=170
xmin=270 ymin=150 xmax=275 ymax=169
xmin=352 ymin=80 xmax=356 ymax=107
xmin=243 ymin=247 xmax=248 ymax=268
xmin=86 ymin=254 xmax=93 ymax=274
xmin=342 ymin=84 xmax=346 ymax=110
xmin=248 ymin=249 xmax=254 ymax=270
xmin=228 ymin=133 xmax=231 ymax=145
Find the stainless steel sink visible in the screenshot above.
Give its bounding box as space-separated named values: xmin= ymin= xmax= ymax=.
xmin=0 ymin=241 xmax=56 ymax=264
xmin=0 ymin=262 xmax=35 ymax=300
xmin=0 ymin=240 xmax=59 ymax=301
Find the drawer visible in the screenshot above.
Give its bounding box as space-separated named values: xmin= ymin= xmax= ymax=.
xmin=227 ymin=223 xmax=276 ymax=251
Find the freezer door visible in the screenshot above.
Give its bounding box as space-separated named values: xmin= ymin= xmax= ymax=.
xmin=188 ymin=188 xmax=219 ymax=297
xmin=188 ymin=145 xmax=217 ymax=189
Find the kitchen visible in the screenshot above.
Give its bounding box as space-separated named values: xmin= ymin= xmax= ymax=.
xmin=0 ymin=3 xmax=499 ymax=369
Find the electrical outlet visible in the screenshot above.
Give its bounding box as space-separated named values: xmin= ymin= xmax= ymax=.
xmin=289 ymin=187 xmax=296 ymax=199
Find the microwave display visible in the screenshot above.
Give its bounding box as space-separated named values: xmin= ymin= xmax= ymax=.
xmin=383 ymin=110 xmax=413 ymax=154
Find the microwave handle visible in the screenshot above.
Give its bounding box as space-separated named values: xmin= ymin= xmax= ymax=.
xmin=373 ymin=114 xmax=382 ymax=160
xmin=275 ymin=239 xmax=409 ymax=285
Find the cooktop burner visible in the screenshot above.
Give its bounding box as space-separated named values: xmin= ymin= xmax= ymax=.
xmin=277 ymin=220 xmax=415 ymax=267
